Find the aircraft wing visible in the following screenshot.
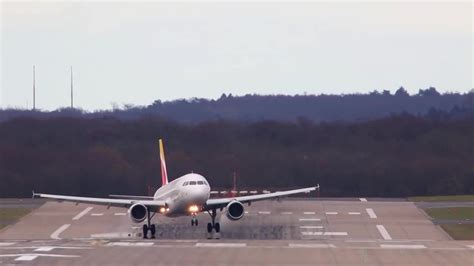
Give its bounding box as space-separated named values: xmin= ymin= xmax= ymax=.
xmin=33 ymin=192 xmax=166 ymax=208
xmin=205 ymin=185 xmax=319 ymax=210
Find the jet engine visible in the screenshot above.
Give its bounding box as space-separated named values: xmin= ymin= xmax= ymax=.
xmin=226 ymin=200 xmax=244 ymax=221
xmin=128 ymin=203 xmax=148 ymax=223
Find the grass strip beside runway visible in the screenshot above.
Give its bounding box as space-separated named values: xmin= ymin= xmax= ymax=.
xmin=0 ymin=208 xmax=34 ymax=230
xmin=409 ymin=195 xmax=474 ymax=202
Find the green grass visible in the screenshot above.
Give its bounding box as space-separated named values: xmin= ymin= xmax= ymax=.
xmin=0 ymin=208 xmax=34 ymax=230
xmin=440 ymin=224 xmax=474 ymax=240
xmin=409 ymin=195 xmax=474 ymax=202
xmin=424 ymin=207 xmax=474 ymax=220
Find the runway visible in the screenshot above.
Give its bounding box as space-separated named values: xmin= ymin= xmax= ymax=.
xmin=1 ymin=199 xmax=473 ymax=265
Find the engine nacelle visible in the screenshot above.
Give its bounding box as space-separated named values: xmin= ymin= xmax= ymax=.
xmin=226 ymin=200 xmax=244 ymax=221
xmin=128 ymin=203 xmax=148 ymax=223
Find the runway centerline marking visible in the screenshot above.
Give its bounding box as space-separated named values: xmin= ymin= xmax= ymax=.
xmin=380 ymin=244 xmax=426 ymax=249
xmin=90 ymin=213 xmax=104 ymax=216
xmin=258 ymin=211 xmax=271 ymax=215
xmin=114 ymin=213 xmax=126 ymax=216
xmin=281 ymin=212 xmax=293 ymax=215
xmin=467 ymin=245 xmax=474 ymax=249
xmin=301 ymin=232 xmax=348 ymax=236
xmin=326 ymin=212 xmax=338 ymax=215
xmin=300 ymin=226 xmax=323 ymax=229
xmin=360 ymin=198 xmax=367 ymax=202
xmin=289 ymin=243 xmax=336 ymax=248
xmin=50 ymin=224 xmax=71 ymax=240
xmin=0 ymin=242 xmax=16 ymax=246
xmin=348 ymin=212 xmax=360 ymax=215
xmin=366 ymin=208 xmax=377 ymax=219
xmin=376 ymin=225 xmax=392 ymax=240
xmin=0 ymin=254 xmax=80 ymax=261
xmin=299 ymin=218 xmax=321 ymax=221
xmin=196 ymin=243 xmax=246 ymax=247
xmin=15 ymin=255 xmax=37 ymax=261
xmin=72 ymin=207 xmax=93 ymax=220
xmin=303 ymin=212 xmax=315 ymax=215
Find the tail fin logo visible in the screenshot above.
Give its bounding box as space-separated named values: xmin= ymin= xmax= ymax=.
xmin=159 ymin=139 xmax=169 ymax=186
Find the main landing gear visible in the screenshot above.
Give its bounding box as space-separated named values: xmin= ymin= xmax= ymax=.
xmin=206 ymin=209 xmax=220 ymax=239
xmin=142 ymin=208 xmax=156 ymax=239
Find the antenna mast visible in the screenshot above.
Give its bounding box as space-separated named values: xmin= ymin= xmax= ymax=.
xmin=33 ymin=65 xmax=36 ymax=110
xmin=70 ymin=66 xmax=73 ymax=109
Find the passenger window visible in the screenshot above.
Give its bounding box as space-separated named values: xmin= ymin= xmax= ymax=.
xmin=182 ymin=182 xmax=188 ymax=186
xmin=189 ymin=181 xmax=197 ymax=185
xmin=197 ymin=181 xmax=204 ymax=185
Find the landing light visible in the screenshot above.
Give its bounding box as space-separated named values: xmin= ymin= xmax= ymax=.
xmin=160 ymin=207 xmax=169 ymax=213
xmin=188 ymin=205 xmax=199 ymax=213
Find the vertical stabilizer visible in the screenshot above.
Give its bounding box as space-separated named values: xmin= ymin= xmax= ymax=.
xmin=159 ymin=139 xmax=169 ymax=186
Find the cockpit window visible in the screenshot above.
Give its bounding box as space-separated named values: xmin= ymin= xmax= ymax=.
xmin=189 ymin=181 xmax=197 ymax=185
xmin=197 ymin=181 xmax=204 ymax=185
xmin=182 ymin=182 xmax=188 ymax=186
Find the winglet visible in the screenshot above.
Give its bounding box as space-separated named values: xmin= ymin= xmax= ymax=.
xmin=159 ymin=139 xmax=169 ymax=186
xmin=32 ymin=190 xmax=38 ymax=199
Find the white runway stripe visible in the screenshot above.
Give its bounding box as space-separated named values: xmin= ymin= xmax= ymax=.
xmin=72 ymin=207 xmax=93 ymax=220
xmin=366 ymin=208 xmax=377 ymax=219
xmin=196 ymin=243 xmax=246 ymax=247
xmin=380 ymin=244 xmax=426 ymax=249
xmin=289 ymin=243 xmax=336 ymax=248
xmin=301 ymin=232 xmax=348 ymax=236
xmin=114 ymin=213 xmax=126 ymax=216
xmin=348 ymin=212 xmax=360 ymax=215
xmin=90 ymin=213 xmax=103 ymax=216
xmin=50 ymin=224 xmax=71 ymax=240
xmin=299 ymin=226 xmax=323 ymax=229
xmin=15 ymin=255 xmax=37 ymax=261
xmin=325 ymin=212 xmax=338 ymax=215
xmin=0 ymin=242 xmax=16 ymax=246
xmin=107 ymin=242 xmax=153 ymax=247
xmin=303 ymin=212 xmax=315 ymax=215
xmin=258 ymin=211 xmax=271 ymax=215
xmin=376 ymin=225 xmax=392 ymax=240
xmin=250 ymin=191 xmax=258 ymax=194
xmin=467 ymin=245 xmax=474 ymax=249
xmin=360 ymin=198 xmax=367 ymax=202
xmin=281 ymin=212 xmax=293 ymax=215
xmin=299 ymin=218 xmax=321 ymax=221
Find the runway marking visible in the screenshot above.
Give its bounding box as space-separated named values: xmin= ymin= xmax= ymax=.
xmin=348 ymin=212 xmax=360 ymax=215
xmin=303 ymin=212 xmax=315 ymax=215
xmin=0 ymin=254 xmax=80 ymax=261
xmin=258 ymin=211 xmax=271 ymax=214
xmin=376 ymin=225 xmax=392 ymax=240
xmin=467 ymin=245 xmax=474 ymax=249
xmin=72 ymin=207 xmax=93 ymax=220
xmin=50 ymin=224 xmax=71 ymax=240
xmin=366 ymin=208 xmax=377 ymax=219
xmin=281 ymin=212 xmax=293 ymax=215
xmin=107 ymin=242 xmax=153 ymax=247
xmin=239 ymin=191 xmax=248 ymax=194
xmin=196 ymin=243 xmax=246 ymax=247
xmin=380 ymin=244 xmax=426 ymax=249
xmin=34 ymin=246 xmax=92 ymax=252
xmin=114 ymin=213 xmax=126 ymax=216
xmin=15 ymin=255 xmax=37 ymax=261
xmin=289 ymin=243 xmax=336 ymax=248
xmin=299 ymin=218 xmax=321 ymax=221
xmin=250 ymin=191 xmax=258 ymax=194
xmin=0 ymin=242 xmax=16 ymax=246
xmin=244 ymin=211 xmax=249 ymax=214
xmin=360 ymin=198 xmax=367 ymax=202
xmin=91 ymin=213 xmax=104 ymax=216
xmin=301 ymin=232 xmax=348 ymax=236
xmin=91 ymin=232 xmax=134 ymax=238
xmin=299 ymin=226 xmax=323 ymax=229
xmin=325 ymin=212 xmax=338 ymax=215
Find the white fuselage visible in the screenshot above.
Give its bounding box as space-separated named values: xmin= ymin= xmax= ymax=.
xmin=153 ymin=173 xmax=210 ymax=217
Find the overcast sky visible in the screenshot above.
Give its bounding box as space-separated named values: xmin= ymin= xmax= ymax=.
xmin=1 ymin=1 xmax=472 ymax=111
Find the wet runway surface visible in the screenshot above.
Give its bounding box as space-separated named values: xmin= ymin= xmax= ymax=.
xmin=1 ymin=199 xmax=473 ymax=265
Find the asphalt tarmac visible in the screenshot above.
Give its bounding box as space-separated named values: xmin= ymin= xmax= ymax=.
xmin=0 ymin=198 xmax=473 ymax=265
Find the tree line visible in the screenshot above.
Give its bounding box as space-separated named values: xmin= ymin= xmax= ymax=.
xmin=1 ymin=114 xmax=472 ymax=198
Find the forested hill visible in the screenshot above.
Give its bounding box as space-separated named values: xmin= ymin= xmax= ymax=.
xmin=1 ymin=87 xmax=473 ymax=123
xmin=1 ymin=114 xmax=473 ymax=197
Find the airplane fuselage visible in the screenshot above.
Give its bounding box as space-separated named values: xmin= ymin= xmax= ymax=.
xmin=153 ymin=173 xmax=210 ymax=217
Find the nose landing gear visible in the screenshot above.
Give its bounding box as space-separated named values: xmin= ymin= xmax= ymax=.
xmin=191 ymin=215 xmax=199 ymax=226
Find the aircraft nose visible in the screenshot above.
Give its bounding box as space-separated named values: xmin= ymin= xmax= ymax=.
xmin=188 ymin=185 xmax=209 ymax=203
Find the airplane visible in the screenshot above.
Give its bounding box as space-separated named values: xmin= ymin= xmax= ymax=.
xmin=33 ymin=139 xmax=319 ymax=239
